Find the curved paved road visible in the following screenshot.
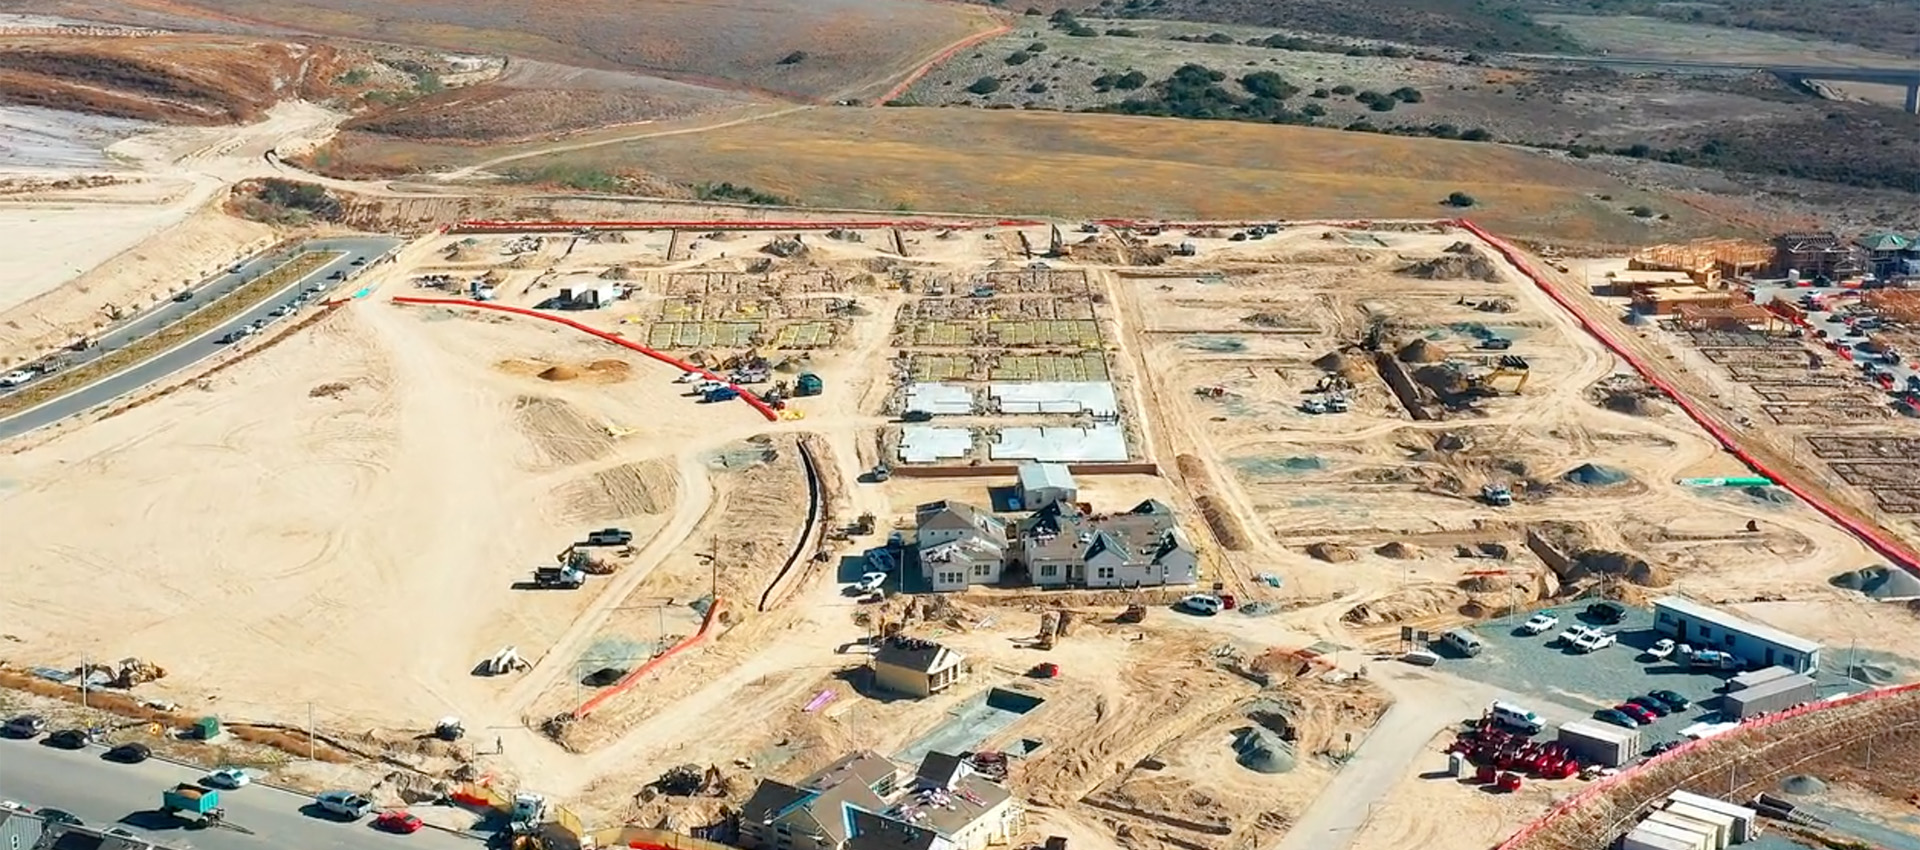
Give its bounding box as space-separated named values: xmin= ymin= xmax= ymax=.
xmin=0 ymin=236 xmax=399 ymax=442
xmin=0 ymin=738 xmax=479 ymax=849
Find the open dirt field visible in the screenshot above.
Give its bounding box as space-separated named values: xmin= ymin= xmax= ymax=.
xmin=137 ymin=0 xmax=999 ymax=103
xmin=474 ymin=108 xmax=1730 ymax=246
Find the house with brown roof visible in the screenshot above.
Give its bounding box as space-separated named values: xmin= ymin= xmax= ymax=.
xmin=739 ymin=751 xmax=1020 ymax=850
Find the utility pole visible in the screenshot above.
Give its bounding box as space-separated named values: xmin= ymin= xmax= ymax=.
xmin=308 ymin=702 xmax=315 ymax=762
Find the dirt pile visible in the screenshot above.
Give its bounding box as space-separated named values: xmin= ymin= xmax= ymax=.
xmin=1569 ymin=549 xmax=1670 ymax=587
xmin=1563 ymin=463 xmax=1630 ymax=486
xmin=1397 ymin=338 xmax=1446 ymax=363
xmin=1243 ymin=312 xmax=1291 ymax=328
xmin=1398 ymin=252 xmax=1498 ymax=282
xmin=1340 ymin=585 xmax=1468 ymax=624
xmin=1231 ymin=726 xmax=1296 ymax=774
xmin=1306 ymin=542 xmax=1356 ymax=563
xmin=539 ymin=364 xmax=581 ymax=381
xmin=308 ymin=381 xmax=351 ymax=398
xmin=1375 ymin=541 xmax=1420 ymax=559
xmin=556 ymin=460 xmax=677 ymax=521
xmin=1176 ymin=454 xmax=1249 ymax=551
xmin=599 ymin=265 xmax=632 ymax=280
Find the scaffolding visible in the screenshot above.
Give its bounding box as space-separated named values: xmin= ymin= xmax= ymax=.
xmin=1632 ymin=238 xmax=1775 ymax=284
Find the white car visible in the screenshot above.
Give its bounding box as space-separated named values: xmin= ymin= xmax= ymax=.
xmin=0 ymin=370 xmax=35 ymax=387
xmin=1521 ymin=612 xmax=1559 ymax=635
xmin=204 ymin=767 xmax=251 ymax=789
xmin=1645 ymin=638 xmax=1676 ymax=661
xmin=1572 ymin=631 xmax=1617 ymax=653
xmin=1178 ymin=594 xmax=1224 ymax=616
xmin=1555 ymin=625 xmax=1598 ymax=646
xmin=854 ymin=571 xmax=888 ymax=592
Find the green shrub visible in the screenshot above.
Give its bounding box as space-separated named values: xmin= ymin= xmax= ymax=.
xmin=1445 ymin=191 xmax=1477 ymax=207
xmin=967 ymin=76 xmax=1003 ymax=95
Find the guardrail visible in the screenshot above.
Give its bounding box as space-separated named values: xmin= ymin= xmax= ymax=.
xmin=387 ymin=297 xmax=780 ymax=422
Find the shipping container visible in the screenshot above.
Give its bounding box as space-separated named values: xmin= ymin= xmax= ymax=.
xmin=1645 ymin=811 xmax=1719 ymax=850
xmin=1621 ymin=828 xmax=1697 ymax=850
xmin=1557 ymin=719 xmax=1640 ymax=767
xmin=1662 ymin=801 xmax=1734 ymax=849
xmin=1723 ymin=674 xmax=1816 ymax=720
xmin=1666 ymin=790 xmax=1758 ymax=843
xmin=1634 ymin=817 xmax=1712 ymax=850
xmin=1728 ymin=666 xmax=1794 ymax=692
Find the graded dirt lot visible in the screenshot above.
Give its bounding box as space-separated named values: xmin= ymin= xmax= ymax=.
xmin=483 ymin=108 xmax=1724 ymax=245
xmin=3 ymin=214 xmax=1916 ymax=850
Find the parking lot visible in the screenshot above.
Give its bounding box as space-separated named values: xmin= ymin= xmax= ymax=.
xmin=1433 ymin=606 xmax=1766 ymax=750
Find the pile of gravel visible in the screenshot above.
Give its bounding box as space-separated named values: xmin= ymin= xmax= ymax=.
xmin=1564 ymin=463 xmax=1629 ymax=486
xmin=1232 ymin=726 xmax=1296 ymax=774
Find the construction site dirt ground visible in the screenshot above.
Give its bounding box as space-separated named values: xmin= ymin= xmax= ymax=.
xmin=9 ymin=215 xmax=1920 ymax=850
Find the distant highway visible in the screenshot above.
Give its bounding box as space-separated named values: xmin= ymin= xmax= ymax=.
xmin=0 ymin=236 xmax=400 ymax=442
xmin=0 ymin=739 xmax=478 ymax=850
xmin=1518 ymin=54 xmax=1920 ymax=111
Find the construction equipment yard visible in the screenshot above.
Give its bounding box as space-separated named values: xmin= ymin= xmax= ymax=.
xmin=5 ymin=213 xmax=1920 ymax=850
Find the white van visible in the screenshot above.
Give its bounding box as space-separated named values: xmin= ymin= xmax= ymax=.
xmin=1441 ymin=628 xmax=1484 ymax=657
xmin=1489 ymin=701 xmax=1543 ymax=734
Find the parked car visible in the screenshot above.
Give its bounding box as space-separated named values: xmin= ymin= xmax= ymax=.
xmin=217 ymin=331 xmax=245 ymax=345
xmin=1647 ymin=690 xmax=1691 ymax=711
xmin=1615 ymin=703 xmax=1658 ymax=725
xmin=1644 ymin=638 xmax=1676 ymax=661
xmin=0 ymin=370 xmax=36 ymax=387
xmin=1521 ymin=611 xmax=1559 ymax=634
xmin=1554 ymin=625 xmax=1599 ymax=646
xmin=854 ymin=572 xmax=887 ymax=593
xmin=1594 ymin=707 xmax=1641 ymax=728
xmin=584 ymin=527 xmax=633 ymax=546
xmin=172 ymin=290 xmax=195 ymax=302
xmin=44 ymin=729 xmax=89 ymax=749
xmin=3 ymin=715 xmax=46 ymax=738
xmin=35 ymin=809 xmax=81 ymax=826
xmin=104 ymin=743 xmax=151 ymax=763
xmin=1572 ymin=630 xmax=1617 ymax=653
xmin=1178 ymin=594 xmax=1224 ymax=616
xmin=1584 ymin=601 xmax=1628 ymax=624
xmin=351 ymin=257 xmax=367 ymax=266
xmin=1646 ymin=740 xmax=1683 ymax=756
xmin=1626 ymin=696 xmax=1671 ymax=717
xmin=269 ymin=305 xmax=290 ymax=317
xmin=204 ymin=767 xmax=251 ymax=789
xmin=316 ymin=790 xmax=373 ymax=819
xmin=374 ymin=811 xmax=423 ymax=834
xmin=328 ymin=270 xmax=346 ymax=280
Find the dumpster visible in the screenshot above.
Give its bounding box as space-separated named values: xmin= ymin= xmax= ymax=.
xmin=162 ymin=784 xmax=221 ymax=821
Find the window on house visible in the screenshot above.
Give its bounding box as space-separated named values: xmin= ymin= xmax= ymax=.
xmin=942 ymin=571 xmax=964 ymax=585
xmin=1699 ymin=626 xmax=1713 ymax=639
xmin=776 ymin=824 xmax=792 ymax=834
xmin=1097 ymin=566 xmax=1115 ymax=580
xmin=973 ymin=563 xmax=990 ymax=577
xmin=1040 ymin=564 xmax=1058 ymax=578
xmin=1657 ymin=612 xmax=1672 ymax=624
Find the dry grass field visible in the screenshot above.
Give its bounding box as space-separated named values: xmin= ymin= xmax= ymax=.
xmin=496 ymin=107 xmax=1730 ymax=245
xmin=148 ymin=0 xmax=999 ymax=101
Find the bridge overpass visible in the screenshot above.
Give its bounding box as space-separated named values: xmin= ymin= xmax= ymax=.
xmin=1520 ymin=54 xmax=1920 ymax=112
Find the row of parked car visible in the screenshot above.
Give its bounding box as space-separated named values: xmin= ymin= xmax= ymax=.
xmin=4 ymin=712 xmax=424 ymax=835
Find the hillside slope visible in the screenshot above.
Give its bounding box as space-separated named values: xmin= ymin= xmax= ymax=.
xmin=0 ymin=35 xmax=361 ymax=124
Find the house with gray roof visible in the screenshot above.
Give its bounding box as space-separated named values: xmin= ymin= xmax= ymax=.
xmin=914 ymin=501 xmax=1008 ymax=591
xmin=1017 ymin=499 xmax=1197 ymax=589
xmin=740 ymin=751 xmax=1020 ymax=850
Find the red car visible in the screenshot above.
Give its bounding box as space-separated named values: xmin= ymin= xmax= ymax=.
xmin=374 ymin=811 xmax=423 ymax=834
xmin=1615 ymin=703 xmax=1658 ymax=725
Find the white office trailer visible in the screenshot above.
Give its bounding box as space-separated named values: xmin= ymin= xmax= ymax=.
xmin=1662 ymin=801 xmax=1735 ymax=849
xmin=1652 ymin=596 xmax=1822 ymax=674
xmin=1626 ymin=818 xmax=1711 ymax=850
xmin=1643 ymin=811 xmax=1720 ymax=850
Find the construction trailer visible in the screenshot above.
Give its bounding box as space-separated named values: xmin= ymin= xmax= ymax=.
xmin=1721 ymin=673 xmax=1816 ymax=720
xmin=1662 ymin=801 xmax=1736 ymax=849
xmin=1652 ymin=596 xmax=1822 ymax=674
xmin=1665 ymin=791 xmax=1759 ymax=843
xmin=1556 ymin=719 xmax=1639 ymax=767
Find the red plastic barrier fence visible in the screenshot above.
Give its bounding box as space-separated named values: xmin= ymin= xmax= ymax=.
xmin=1453 ymin=219 xmax=1920 ymax=577
xmin=571 ymin=597 xmax=728 ymax=719
xmin=389 ymin=297 xmax=779 ymax=422
xmin=448 ymin=218 xmax=1040 ymax=233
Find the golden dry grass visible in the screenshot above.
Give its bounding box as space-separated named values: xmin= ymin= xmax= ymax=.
xmin=495 ymin=108 xmax=1736 ymax=245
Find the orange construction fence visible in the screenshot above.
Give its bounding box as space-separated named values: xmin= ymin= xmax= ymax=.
xmin=389 ymin=297 xmax=779 ymax=422
xmin=570 ymin=597 xmax=728 ymax=719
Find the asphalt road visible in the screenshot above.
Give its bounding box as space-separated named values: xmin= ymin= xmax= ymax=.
xmin=0 ymin=739 xmax=479 ymax=850
xmin=0 ymin=236 xmax=400 ymax=442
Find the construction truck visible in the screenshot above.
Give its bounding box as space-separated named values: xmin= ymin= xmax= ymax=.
xmin=510 ymin=793 xmax=548 ymax=835
xmin=532 ymin=566 xmax=586 ymax=589
xmin=795 ymin=372 xmax=824 ymax=396
xmin=868 ymin=462 xmax=892 ymax=483
xmin=1481 ymin=483 xmax=1514 ymax=507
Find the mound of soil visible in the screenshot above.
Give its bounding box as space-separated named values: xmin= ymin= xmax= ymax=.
xmin=1570 ymin=549 xmax=1670 ymax=587
xmin=1435 ymin=431 xmax=1472 ymax=452
xmin=599 ymin=265 xmax=631 ymax=280
xmin=1231 ymin=726 xmax=1296 ymax=774
xmin=1833 ymin=566 xmax=1920 ymax=599
xmin=1744 ymin=486 xmax=1793 ymax=505
xmin=1602 ymin=391 xmax=1665 ymax=417
xmin=1399 ymin=253 xmax=1498 ymax=281
xmin=1397 ymin=338 xmax=1446 ymax=363
xmin=1306 ymin=542 xmax=1357 ymax=563
xmin=1376 ymin=541 xmax=1420 ymax=559
xmin=1564 ymin=463 xmax=1629 ymax=486
xmin=1444 ymin=241 xmax=1476 ymax=254
xmin=308 ymin=381 xmax=350 ymax=398
xmin=1243 ymin=312 xmax=1291 ymax=328
xmin=1341 ymin=586 xmax=1468 ymax=625
xmin=539 ymin=364 xmax=581 ymax=381
xmin=1780 ymin=775 xmax=1827 ymax=796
